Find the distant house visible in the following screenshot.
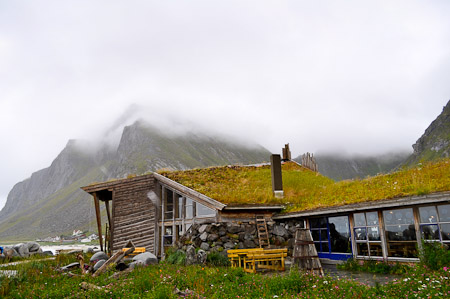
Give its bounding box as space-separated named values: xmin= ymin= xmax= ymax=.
xmin=81 ymin=156 xmax=450 ymax=263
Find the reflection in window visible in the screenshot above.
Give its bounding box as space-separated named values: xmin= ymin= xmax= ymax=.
xmin=196 ymin=203 xmax=215 ymax=217
xmin=383 ymin=208 xmax=417 ymax=258
xmin=310 ymin=217 xmax=329 ymax=253
xmin=354 ymin=212 xmax=382 ymax=257
xmin=165 ymin=189 xmax=174 ymax=220
xmin=329 ymin=216 xmax=351 ymax=254
xmin=419 ymin=205 xmax=450 ymax=246
xmin=186 ymin=198 xmax=194 ymax=219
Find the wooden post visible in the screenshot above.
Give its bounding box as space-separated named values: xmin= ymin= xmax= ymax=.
xmin=93 ymin=193 xmax=103 ymax=252
xmin=105 ymin=200 xmax=113 ymax=255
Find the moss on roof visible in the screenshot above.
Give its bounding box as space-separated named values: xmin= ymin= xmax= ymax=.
xmin=159 ymin=159 xmax=450 ymax=213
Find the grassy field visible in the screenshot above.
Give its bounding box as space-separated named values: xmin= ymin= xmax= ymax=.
xmin=1 ymin=253 xmax=449 ymax=298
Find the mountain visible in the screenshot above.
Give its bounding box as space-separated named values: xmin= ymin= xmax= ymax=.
xmin=405 ymin=100 xmax=450 ymax=165
xmin=297 ymin=152 xmax=409 ymax=181
xmin=0 ymin=121 xmax=270 ymax=241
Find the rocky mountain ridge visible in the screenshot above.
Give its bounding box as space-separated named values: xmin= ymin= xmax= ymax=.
xmin=0 ymin=121 xmax=270 ymax=241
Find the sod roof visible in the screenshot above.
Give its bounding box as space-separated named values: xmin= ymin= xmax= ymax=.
xmin=158 ymin=159 xmax=450 ymax=213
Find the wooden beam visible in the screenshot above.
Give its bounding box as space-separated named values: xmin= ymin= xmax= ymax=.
xmin=105 ymin=199 xmax=113 ymax=255
xmin=153 ymin=173 xmax=226 ymax=210
xmin=93 ymin=193 xmax=103 ymax=252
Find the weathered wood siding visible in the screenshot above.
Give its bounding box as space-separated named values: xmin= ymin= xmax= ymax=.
xmin=112 ymin=175 xmax=156 ymax=253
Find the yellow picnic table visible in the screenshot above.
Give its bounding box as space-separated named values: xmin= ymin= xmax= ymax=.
xmin=227 ymin=248 xmax=287 ymax=273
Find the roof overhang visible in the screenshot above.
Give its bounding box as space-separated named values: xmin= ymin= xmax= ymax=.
xmin=154 ymin=172 xmax=226 ymax=211
xmin=81 ymin=174 xmax=154 ymax=194
xmin=273 ymin=191 xmax=450 ymax=220
xmin=223 ymin=205 xmax=285 ymax=211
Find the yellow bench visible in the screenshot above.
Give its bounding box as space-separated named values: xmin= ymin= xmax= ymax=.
xmin=227 ymin=248 xmax=288 ymax=273
xmin=121 ymin=247 xmax=146 ymax=256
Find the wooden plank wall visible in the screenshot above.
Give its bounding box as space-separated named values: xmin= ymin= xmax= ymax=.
xmin=112 ymin=175 xmax=156 ymax=253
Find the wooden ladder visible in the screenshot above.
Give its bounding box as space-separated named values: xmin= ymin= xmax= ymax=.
xmin=256 ymin=215 xmax=270 ymax=248
xmin=293 ymin=228 xmax=324 ymax=275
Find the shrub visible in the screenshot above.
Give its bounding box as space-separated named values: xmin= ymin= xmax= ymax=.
xmin=206 ymin=252 xmax=230 ymax=267
xmin=419 ymin=240 xmax=450 ymax=270
xmin=165 ymin=249 xmax=186 ymax=265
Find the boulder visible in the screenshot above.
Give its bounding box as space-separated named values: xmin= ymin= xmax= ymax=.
xmin=83 ymin=247 xmax=95 ymax=254
xmin=26 ymin=242 xmax=41 ymax=253
xmin=200 ymin=242 xmax=210 ymax=251
xmin=90 ymin=251 xmax=109 ymax=263
xmin=14 ymin=243 xmax=29 ymax=257
xmin=196 ymin=249 xmax=207 ymax=264
xmin=4 ymin=247 xmax=19 ymax=258
xmin=93 ymin=260 xmax=106 ymax=272
xmin=200 ymin=232 xmax=208 ymax=242
xmin=129 ymin=260 xmax=145 ymax=269
xmin=224 ymin=241 xmax=235 ymax=249
xmin=60 ymin=262 xmax=80 ymax=271
xmin=243 ymin=240 xmax=256 ymax=248
xmin=228 ymin=224 xmax=241 ymax=234
xmin=132 ymin=252 xmax=158 ymax=265
xmin=198 ymin=224 xmax=208 ymax=234
xmin=185 ymin=245 xmax=196 ymax=265
xmin=273 ymin=225 xmax=288 ymax=237
xmin=207 ymin=234 xmax=219 ymax=242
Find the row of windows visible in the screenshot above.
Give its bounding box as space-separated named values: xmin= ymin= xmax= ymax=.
xmin=310 ymin=204 xmax=450 ymax=259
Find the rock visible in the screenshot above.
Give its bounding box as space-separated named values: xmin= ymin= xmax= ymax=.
xmin=26 ymin=242 xmax=41 ymax=252
xmin=224 ymin=241 xmax=235 ymax=249
xmin=93 ymin=260 xmax=106 ymax=272
xmin=200 ymin=242 xmax=210 ymax=251
xmin=186 ymin=245 xmax=196 ymax=265
xmin=4 ymin=247 xmax=19 ymax=258
xmin=61 ymin=262 xmax=80 ymax=271
xmin=273 ymin=225 xmax=288 ymax=237
xmin=218 ymin=228 xmax=227 ymax=236
xmin=196 ymin=250 xmax=207 ymax=264
xmin=83 ymin=247 xmax=95 ymax=254
xmin=243 ymin=240 xmax=256 ymax=248
xmin=198 ymin=224 xmax=208 ymax=234
xmin=14 ymin=243 xmax=29 ymax=257
xmin=207 ymin=234 xmax=219 ymax=242
xmin=274 ymin=236 xmax=285 ymax=245
xmin=129 ymin=260 xmax=145 ymax=269
xmin=41 ymin=251 xmax=54 ymax=256
xmin=200 ymin=232 xmax=208 ymax=242
xmin=228 ymin=224 xmax=241 ymax=234
xmin=90 ymin=251 xmax=109 ymax=263
xmin=132 ymin=252 xmax=158 ymax=265
xmin=238 ymin=242 xmax=244 ymax=249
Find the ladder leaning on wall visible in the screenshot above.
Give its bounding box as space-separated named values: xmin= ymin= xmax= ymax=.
xmin=256 ymin=215 xmax=270 ymax=248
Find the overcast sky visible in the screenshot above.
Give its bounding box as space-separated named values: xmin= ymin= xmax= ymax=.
xmin=1 ymin=0 xmax=450 ymax=209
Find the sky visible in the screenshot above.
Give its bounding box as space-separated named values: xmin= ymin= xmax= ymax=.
xmin=1 ymin=0 xmax=450 ymax=209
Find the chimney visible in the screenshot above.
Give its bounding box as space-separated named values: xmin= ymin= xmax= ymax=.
xmin=282 ymin=143 xmax=291 ymax=161
xmin=270 ymin=154 xmax=284 ymax=198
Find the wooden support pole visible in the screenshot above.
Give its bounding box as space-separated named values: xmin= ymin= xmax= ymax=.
xmin=105 ymin=200 xmax=113 ymax=255
xmin=93 ymin=193 xmax=104 ymax=252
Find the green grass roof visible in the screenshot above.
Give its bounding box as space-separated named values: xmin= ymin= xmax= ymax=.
xmin=159 ymin=159 xmax=450 ymax=213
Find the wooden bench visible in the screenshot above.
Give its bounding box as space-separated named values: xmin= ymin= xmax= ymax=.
xmin=227 ymin=248 xmax=287 ymax=273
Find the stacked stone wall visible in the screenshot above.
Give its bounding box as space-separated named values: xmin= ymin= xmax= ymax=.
xmin=174 ymin=220 xmax=304 ymax=256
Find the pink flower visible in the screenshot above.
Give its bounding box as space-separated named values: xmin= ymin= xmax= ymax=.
xmin=444 ymin=266 xmax=448 ymax=272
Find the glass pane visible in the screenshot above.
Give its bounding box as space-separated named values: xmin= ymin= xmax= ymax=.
xmin=356 ymin=242 xmax=368 ymax=256
xmin=186 ymin=198 xmax=193 ymax=219
xmin=196 ymin=203 xmax=215 ymax=217
xmin=354 ymin=228 xmax=367 ymax=241
xmin=321 ymin=242 xmax=329 ymax=253
xmin=386 ymin=242 xmax=417 ymax=258
xmin=354 ymin=213 xmax=366 ymax=227
xmin=368 ymin=227 xmax=381 ymax=241
xmin=385 ymin=224 xmax=417 ymax=241
xmin=440 ymin=223 xmax=450 ymax=241
xmin=165 ymin=211 xmax=173 ymax=219
xmin=311 ymin=230 xmax=320 ymax=241
xmin=368 ymin=243 xmax=383 ymax=257
xmin=438 ymin=204 xmax=450 ymax=222
xmin=185 ymin=223 xmax=192 ymax=233
xmin=383 ymin=208 xmax=414 ymax=225
xmin=166 ymin=189 xmax=173 ymax=208
xmin=163 ymin=236 xmax=173 ymax=246
xmin=164 ymin=226 xmax=172 ymax=236
xmin=366 ymin=212 xmax=379 ymax=225
xmin=419 ymin=206 xmax=438 ymax=223
xmin=177 ymin=196 xmax=183 ymax=219
xmin=329 ymin=216 xmax=351 ymax=253
xmin=320 ymin=229 xmax=328 ymax=241
xmin=310 ymin=217 xmax=327 ymax=228
xmin=421 ymin=224 xmax=440 ymax=240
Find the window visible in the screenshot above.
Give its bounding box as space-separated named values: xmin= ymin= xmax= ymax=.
xmin=163 ymin=226 xmax=173 ymax=246
xmin=196 ymin=203 xmax=215 ymax=217
xmin=383 ymin=208 xmax=417 ymax=258
xmin=310 ymin=217 xmax=329 ymax=253
xmin=165 ymin=189 xmax=174 ymax=220
xmin=353 ymin=212 xmax=383 ymax=257
xmin=186 ymin=198 xmax=194 ymax=219
xmin=419 ymin=204 xmax=450 ymax=248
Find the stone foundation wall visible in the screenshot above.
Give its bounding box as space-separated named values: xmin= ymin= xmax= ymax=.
xmin=174 ymin=220 xmax=304 ymax=256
